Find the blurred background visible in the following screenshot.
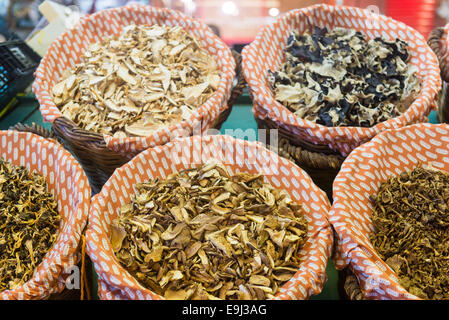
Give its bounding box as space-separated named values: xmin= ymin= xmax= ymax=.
xmin=0 ymin=0 xmax=446 ymax=50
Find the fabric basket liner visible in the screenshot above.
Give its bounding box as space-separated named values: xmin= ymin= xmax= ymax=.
xmin=33 ymin=4 xmax=236 ymax=155
xmin=242 ymin=4 xmax=441 ymax=156
xmin=86 ymin=134 xmax=333 ymax=300
xmin=329 ymin=123 xmax=449 ymax=299
xmin=0 ymin=130 xmax=91 ymax=300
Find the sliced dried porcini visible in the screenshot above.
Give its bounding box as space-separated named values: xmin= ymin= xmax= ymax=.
xmin=269 ymin=26 xmax=421 ymax=127
xmin=52 ymin=24 xmax=220 ymax=137
xmin=110 ymin=224 xmax=127 ymax=252
xmin=249 ymin=275 xmax=271 ymax=287
xmin=110 ymin=160 xmax=308 ymax=300
xmin=165 ymin=288 xmax=193 ymax=300
xmin=185 ymin=241 xmax=202 ymax=259
xmin=160 ymin=270 xmax=184 ymax=287
xmin=144 ymin=246 xmax=164 ymax=263
xmin=205 ymin=230 xmax=233 ymax=257
xmin=161 ymin=223 xmax=187 ymax=241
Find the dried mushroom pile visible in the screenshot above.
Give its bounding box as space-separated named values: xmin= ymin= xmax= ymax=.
xmin=269 ymin=27 xmax=421 ymax=127
xmin=0 ymin=159 xmax=60 ymax=291
xmin=111 ymin=161 xmax=308 ymax=300
xmin=52 ymin=24 xmax=220 ymax=138
xmin=370 ymin=165 xmax=449 ymax=300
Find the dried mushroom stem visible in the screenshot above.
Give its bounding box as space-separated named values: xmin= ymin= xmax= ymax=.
xmin=269 ymin=27 xmax=421 ymax=127
xmin=52 ymin=24 xmax=220 ymax=138
xmin=0 ymin=159 xmax=60 ymax=291
xmin=111 ymin=160 xmax=308 ymax=300
xmin=370 ymin=165 xmax=449 ymax=300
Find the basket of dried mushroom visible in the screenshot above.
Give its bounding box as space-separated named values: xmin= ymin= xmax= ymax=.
xmin=428 ymin=24 xmax=449 ymax=124
xmin=33 ymin=4 xmax=244 ymax=194
xmin=242 ymin=4 xmax=441 ymax=200
xmin=85 ymin=134 xmax=333 ymax=300
xmin=329 ymin=123 xmax=449 ymax=300
xmin=0 ymin=127 xmax=91 ymax=300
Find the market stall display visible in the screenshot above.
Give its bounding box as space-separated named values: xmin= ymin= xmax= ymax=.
xmin=2 ymin=0 xmax=449 ymax=302
xmin=86 ymin=135 xmax=333 ymax=300
xmin=0 ymin=127 xmax=91 ymax=300
xmin=242 ymin=4 xmax=441 ymax=199
xmin=33 ymin=4 xmax=244 ymax=194
xmin=329 ymin=123 xmax=449 ymax=300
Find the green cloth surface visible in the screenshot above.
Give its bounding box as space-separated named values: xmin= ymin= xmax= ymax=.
xmin=0 ymin=93 xmax=439 ymax=300
xmin=0 ymin=95 xmax=51 ymax=130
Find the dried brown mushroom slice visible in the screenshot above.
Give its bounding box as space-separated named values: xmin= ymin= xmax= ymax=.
xmin=111 ymin=161 xmax=308 ymax=300
xmin=52 ymin=24 xmax=221 ymax=137
xmin=370 ymin=165 xmax=449 ymax=300
xmin=0 ymin=159 xmax=60 ymax=291
xmin=269 ymin=26 xmax=421 ymax=128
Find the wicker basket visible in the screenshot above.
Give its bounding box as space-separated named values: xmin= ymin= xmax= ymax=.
xmin=339 ymin=268 xmax=364 ymax=300
xmin=428 ymin=26 xmax=449 ymax=124
xmin=33 ymin=4 xmax=245 ymax=195
xmin=244 ymin=5 xmax=441 ymax=200
xmin=86 ymin=134 xmax=333 ymax=300
xmin=0 ymin=123 xmax=92 ymax=300
xmin=256 ymin=117 xmax=345 ymax=201
xmin=48 ymin=50 xmax=244 ymax=195
xmin=329 ymin=123 xmax=449 ymax=300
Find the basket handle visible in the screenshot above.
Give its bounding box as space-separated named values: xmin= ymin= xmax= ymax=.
xmin=278 ymin=138 xmax=344 ymax=170
xmin=10 ymin=122 xmax=57 ymax=141
xmin=255 ymin=117 xmax=345 ymax=170
xmin=343 ymin=268 xmax=364 ymax=300
xmin=428 ymin=27 xmax=449 ymax=83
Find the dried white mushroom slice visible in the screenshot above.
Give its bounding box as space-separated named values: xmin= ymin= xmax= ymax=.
xmin=51 ymin=24 xmax=220 ymax=137
xmin=117 ymin=64 xmax=137 ymax=85
xmin=181 ymin=82 xmax=209 ymax=105
xmin=125 ymin=123 xmax=159 ymax=137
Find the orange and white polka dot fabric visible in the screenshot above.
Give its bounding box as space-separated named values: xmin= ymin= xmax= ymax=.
xmin=329 ymin=123 xmax=449 ymax=300
xmin=242 ymin=4 xmax=441 ymax=156
xmin=86 ymin=134 xmax=333 ymax=300
xmin=0 ymin=130 xmax=91 ymax=300
xmin=33 ymin=4 xmax=236 ymax=155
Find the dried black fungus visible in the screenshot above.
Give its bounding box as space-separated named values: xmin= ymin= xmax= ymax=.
xmin=269 ymin=27 xmax=421 ymax=127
